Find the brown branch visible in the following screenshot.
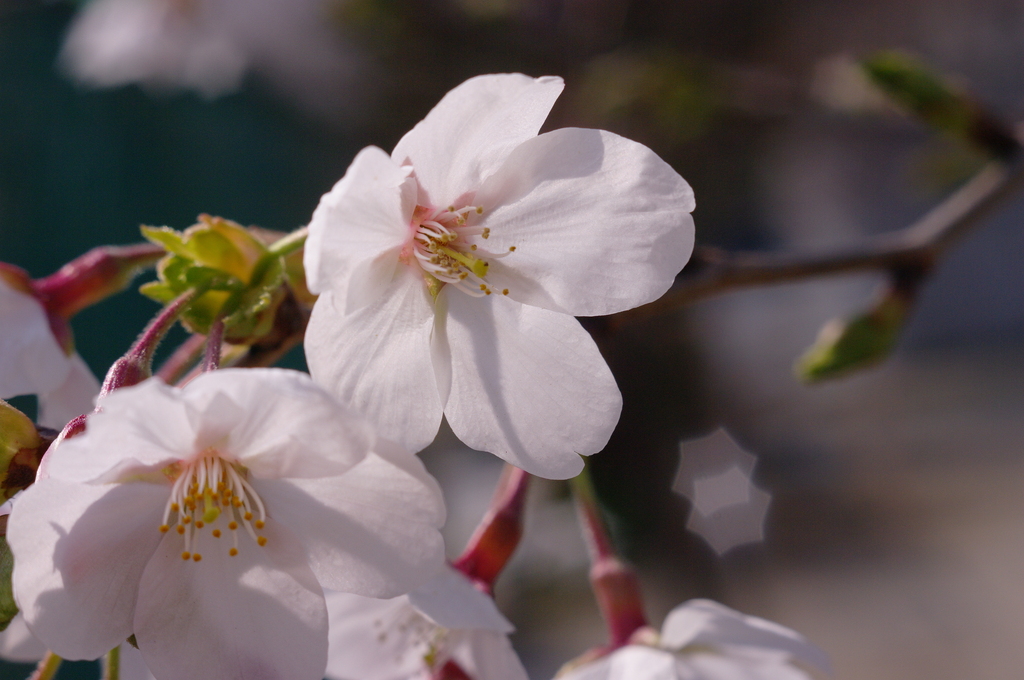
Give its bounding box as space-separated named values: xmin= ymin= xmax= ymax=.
xmin=611 ymin=153 xmax=1024 ymax=329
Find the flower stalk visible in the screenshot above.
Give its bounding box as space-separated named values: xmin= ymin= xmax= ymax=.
xmin=452 ymin=464 xmax=531 ymax=593
xmin=26 ymin=652 xmax=61 ymax=680
xmin=102 ymin=646 xmax=120 ymax=680
xmin=203 ymin=317 xmax=225 ymax=372
xmin=570 ymin=466 xmax=647 ymax=649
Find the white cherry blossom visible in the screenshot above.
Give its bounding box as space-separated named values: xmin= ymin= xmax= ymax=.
xmin=0 ymin=277 xmax=99 ymax=429
xmin=7 ymin=368 xmax=446 ymax=680
xmin=304 ymin=73 xmax=695 ymax=479
xmin=325 ymin=565 xmax=527 ymax=680
xmin=557 ymin=600 xmax=830 ymax=680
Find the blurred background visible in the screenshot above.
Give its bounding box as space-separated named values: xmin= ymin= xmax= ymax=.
xmin=1 ymin=1 xmax=1023 ymax=678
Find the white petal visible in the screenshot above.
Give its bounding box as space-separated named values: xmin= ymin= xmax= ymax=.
xmin=562 ymin=646 xmax=678 ymax=680
xmin=391 ymin=74 xmax=564 ymax=206
xmin=45 ymin=378 xmax=195 ymax=483
xmin=449 ymin=629 xmax=529 ymax=680
xmin=37 ymin=353 xmax=100 ymax=430
xmin=443 ymin=294 xmax=622 ymax=479
xmin=8 ymin=478 xmax=167 ymax=660
xmin=305 ymin=271 xmax=447 ymax=455
xmin=304 ymin=145 xmax=413 ymax=313
xmin=324 ymin=591 xmax=425 ymax=680
xmin=661 ymin=600 xmax=830 ymax=674
xmin=0 ymin=281 xmax=72 ymax=399
xmin=682 ymin=650 xmax=813 ymax=680
xmin=475 ymin=128 xmax=695 ymax=316
xmin=182 ymin=368 xmax=372 ymax=479
xmin=0 ymin=614 xmax=47 ymax=663
xmin=255 ymin=442 xmax=445 ymax=598
xmin=134 ymin=518 xmax=328 ymax=680
xmin=408 ymin=565 xmax=512 ymax=633
xmin=119 ymin=644 xmax=157 ymax=680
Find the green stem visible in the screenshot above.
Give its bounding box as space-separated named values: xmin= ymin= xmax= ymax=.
xmin=27 ymin=652 xmax=61 ymax=680
xmin=266 ymin=226 xmax=308 ymax=258
xmin=102 ymin=645 xmax=120 ymax=680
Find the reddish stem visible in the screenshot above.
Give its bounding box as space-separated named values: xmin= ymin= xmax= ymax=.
xmin=452 ymin=465 xmax=531 ymax=593
xmin=203 ymin=318 xmax=225 ymax=372
xmin=571 ymin=467 xmax=648 ymax=649
xmin=32 ymin=244 xmax=164 ymax=320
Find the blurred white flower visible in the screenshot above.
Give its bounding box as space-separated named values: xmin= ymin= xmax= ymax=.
xmin=0 ymin=275 xmax=99 ymax=430
xmin=558 ymin=599 xmax=830 ymax=680
xmin=325 ymin=565 xmax=527 ymax=680
xmin=674 ymin=428 xmax=771 ymax=555
xmin=304 ymin=73 xmax=695 ymax=479
xmin=8 ymin=368 xmax=446 ymax=680
xmin=61 ymin=0 xmax=363 ymax=111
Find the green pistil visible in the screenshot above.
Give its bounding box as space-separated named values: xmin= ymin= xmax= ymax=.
xmin=438 ymin=246 xmax=489 ymax=278
xmin=202 ymin=487 xmax=221 ymax=524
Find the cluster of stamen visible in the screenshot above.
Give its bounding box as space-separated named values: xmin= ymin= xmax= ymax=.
xmin=158 ymin=453 xmax=267 ymax=562
xmin=410 ymin=205 xmax=515 ymax=297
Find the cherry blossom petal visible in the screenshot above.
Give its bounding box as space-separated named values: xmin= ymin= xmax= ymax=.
xmin=134 ymin=518 xmax=327 ymax=680
xmin=475 ymin=127 xmax=695 ymax=316
xmin=682 ymin=650 xmax=812 ymax=680
xmin=37 ymin=353 xmax=100 ymax=430
xmin=304 ymin=145 xmax=414 ymax=313
xmin=323 ymin=591 xmax=423 ymax=680
xmin=119 ymin=644 xmax=157 ymax=680
xmin=450 ymin=630 xmax=529 ymax=680
xmin=391 ymin=74 xmax=564 ymax=206
xmin=0 ymin=282 xmax=71 ymax=399
xmin=183 ymin=368 xmax=372 ymax=479
xmin=0 ymin=614 xmax=47 ymax=663
xmin=408 ymin=566 xmax=512 ymax=633
xmin=661 ymin=600 xmax=831 ymax=674
xmin=254 ymin=442 xmax=445 ymax=598
xmin=563 ymin=647 xmax=677 ymax=680
xmin=45 ymin=379 xmax=198 ymax=483
xmin=305 ymin=270 xmax=447 ymax=455
xmin=8 ymin=478 xmax=167 ymax=659
xmin=443 ymin=294 xmax=621 ymax=479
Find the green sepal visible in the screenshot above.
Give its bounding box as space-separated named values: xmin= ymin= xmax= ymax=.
xmin=862 ymin=51 xmax=1019 ymax=158
xmin=0 ymin=400 xmax=42 ymax=500
xmin=796 ymin=294 xmax=908 ymax=382
xmin=0 ymin=537 xmax=17 ymax=632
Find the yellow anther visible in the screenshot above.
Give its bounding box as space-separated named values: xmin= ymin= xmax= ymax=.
xmin=233 ymin=498 xmax=242 ymax=507
xmin=229 ymin=548 xmax=238 ymax=557
xmin=476 ymin=206 xmax=484 ymax=214
xmin=502 ymin=289 xmax=509 ymax=295
xmin=212 ymin=529 xmax=222 ymax=538
xmin=195 ymin=520 xmax=204 ymax=529
xmin=482 ymin=228 xmax=490 ymax=239
xmin=182 ymin=516 xmax=192 ymax=524
xmin=229 ymin=521 xmax=238 ymax=530
xmin=257 ymin=536 xmax=268 ymax=547
xmin=176 ymin=525 xmax=185 ymax=535
xmin=244 ymin=511 xmax=253 ymax=521
xmin=159 ymin=525 xmax=170 ymax=533
xmin=202 ymin=487 xmax=221 ymax=524
xmin=192 ymin=554 xmax=202 ymax=562
xmin=254 ymin=520 xmax=265 ymax=529
xmin=508 ymin=246 xmax=516 ymax=252
xmin=470 ymin=244 xmax=478 ymax=251
xmin=181 ymin=552 xmax=191 ymax=561
xmin=479 ymin=284 xmax=487 ymax=291
xmin=170 ymin=503 xmax=179 ymax=512
xmin=485 ymin=289 xmax=492 ymax=295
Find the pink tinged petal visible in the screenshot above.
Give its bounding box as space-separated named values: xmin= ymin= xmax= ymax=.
xmin=305 ymin=271 xmax=447 ymax=455
xmin=323 ymin=591 xmax=425 ymax=680
xmin=609 ymin=646 xmax=679 ymax=680
xmin=682 ymin=651 xmax=813 ymax=680
xmin=8 ymin=478 xmax=167 ymax=660
xmin=449 ymin=630 xmax=529 ymax=680
xmin=443 ymin=294 xmax=622 ymax=479
xmin=304 ymin=145 xmax=413 ymax=312
xmin=0 ymin=614 xmax=47 ymax=663
xmin=661 ymin=600 xmax=831 ymax=675
xmin=391 ymin=74 xmax=565 ymax=205
xmin=183 ymin=368 xmax=372 ymax=478
xmin=37 ymin=353 xmax=100 ymax=430
xmin=474 ymin=127 xmax=696 ymax=317
xmin=255 ymin=443 xmax=445 ymax=598
xmin=0 ymin=282 xmax=72 ymax=398
xmin=134 ymin=518 xmax=328 ymax=680
xmin=408 ymin=565 xmax=512 ymax=633
xmin=118 ymin=644 xmax=157 ymax=680
xmin=45 ymin=378 xmax=195 ymax=484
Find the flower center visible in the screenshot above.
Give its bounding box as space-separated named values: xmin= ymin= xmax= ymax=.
xmin=408 ymin=204 xmax=515 ymax=298
xmin=158 ymin=453 xmax=268 ymax=562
